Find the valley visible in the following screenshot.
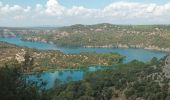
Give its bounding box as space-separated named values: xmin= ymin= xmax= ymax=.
xmin=1 ymin=24 xmax=170 ymax=100
xmin=1 ymin=24 xmax=170 ymax=51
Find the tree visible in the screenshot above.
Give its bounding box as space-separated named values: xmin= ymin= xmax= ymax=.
xmin=23 ymin=51 xmax=34 ymax=71
xmin=150 ymin=57 xmax=158 ymax=65
xmin=0 ymin=63 xmax=50 ymax=100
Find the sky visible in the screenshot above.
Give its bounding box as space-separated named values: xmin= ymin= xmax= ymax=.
xmin=0 ymin=0 xmax=170 ymax=27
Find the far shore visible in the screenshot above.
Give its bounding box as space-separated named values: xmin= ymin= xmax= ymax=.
xmin=83 ymin=45 xmax=170 ymax=52
xmin=21 ymin=38 xmax=170 ymax=52
xmin=1 ymin=36 xmax=170 ymax=52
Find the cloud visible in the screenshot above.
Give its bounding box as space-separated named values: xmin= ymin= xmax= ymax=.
xmin=42 ymin=0 xmax=170 ymax=18
xmin=1 ymin=0 xmax=170 ymax=26
xmin=0 ymin=2 xmax=31 ymax=15
xmin=45 ymin=0 xmax=65 ymax=16
xmin=101 ymin=2 xmax=170 ymax=18
xmin=0 ymin=1 xmax=32 ymax=22
xmin=13 ymin=15 xmax=25 ymax=20
xmin=66 ymin=6 xmax=99 ymax=17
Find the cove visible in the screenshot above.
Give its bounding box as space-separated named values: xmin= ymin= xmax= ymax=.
xmin=27 ymin=66 xmax=110 ymax=89
xmin=0 ymin=37 xmax=168 ymax=63
xmin=0 ymin=37 xmax=169 ymax=88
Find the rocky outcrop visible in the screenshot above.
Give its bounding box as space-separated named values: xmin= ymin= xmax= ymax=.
xmin=144 ymin=46 xmax=170 ymax=52
xmin=84 ymin=44 xmax=170 ymax=52
xmin=15 ymin=49 xmax=26 ymax=63
xmin=163 ymin=55 xmax=170 ymax=78
xmin=22 ymin=37 xmax=48 ymax=43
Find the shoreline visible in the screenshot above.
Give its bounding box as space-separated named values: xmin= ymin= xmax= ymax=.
xmin=19 ymin=37 xmax=170 ymax=52
xmin=23 ymin=65 xmax=116 ymax=75
xmin=83 ymin=45 xmax=170 ymax=52
xmin=1 ymin=37 xmax=170 ymax=52
xmin=21 ymin=39 xmax=170 ymax=52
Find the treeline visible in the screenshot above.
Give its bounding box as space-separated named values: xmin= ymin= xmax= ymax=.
xmin=49 ymin=57 xmax=170 ymax=100
xmin=18 ymin=24 xmax=170 ymax=49
xmin=1 ymin=56 xmax=170 ymax=100
xmin=55 ymin=24 xmax=170 ymax=48
xmin=0 ymin=63 xmax=51 ymax=100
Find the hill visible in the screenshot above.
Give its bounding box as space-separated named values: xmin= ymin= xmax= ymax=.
xmin=0 ymin=42 xmax=123 ymax=72
xmin=1 ymin=23 xmax=170 ymax=51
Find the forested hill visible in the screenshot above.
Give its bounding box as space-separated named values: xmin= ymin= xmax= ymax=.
xmin=0 ymin=42 xmax=123 ymax=72
xmin=1 ymin=50 xmax=170 ymax=100
xmin=47 ymin=55 xmax=170 ymax=100
xmin=1 ymin=42 xmax=170 ymax=100
xmin=1 ymin=23 xmax=170 ymax=51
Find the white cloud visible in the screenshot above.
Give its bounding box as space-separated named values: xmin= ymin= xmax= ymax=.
xmin=24 ymin=6 xmax=31 ymax=13
xmin=1 ymin=0 xmax=170 ymax=26
xmin=42 ymin=0 xmax=170 ymax=18
xmin=66 ymin=6 xmax=98 ymax=17
xmin=0 ymin=2 xmax=31 ymax=15
xmin=13 ymin=15 xmax=25 ymax=20
xmin=45 ymin=0 xmax=65 ymax=16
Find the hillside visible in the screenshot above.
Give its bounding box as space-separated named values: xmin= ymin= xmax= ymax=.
xmin=1 ymin=23 xmax=170 ymax=51
xmin=0 ymin=42 xmax=123 ymax=72
xmin=50 ymin=56 xmax=170 ymax=100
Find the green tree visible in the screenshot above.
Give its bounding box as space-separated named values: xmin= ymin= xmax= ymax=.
xmin=0 ymin=63 xmax=50 ymax=100
xmin=23 ymin=51 xmax=34 ymax=71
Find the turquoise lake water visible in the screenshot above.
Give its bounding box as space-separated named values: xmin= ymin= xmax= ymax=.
xmin=0 ymin=37 xmax=168 ymax=88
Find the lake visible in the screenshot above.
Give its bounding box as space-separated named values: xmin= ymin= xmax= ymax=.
xmin=0 ymin=37 xmax=168 ymax=88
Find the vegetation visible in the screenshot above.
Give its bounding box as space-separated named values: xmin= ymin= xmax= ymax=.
xmin=1 ymin=45 xmax=170 ymax=100
xmin=49 ymin=57 xmax=170 ymax=100
xmin=0 ymin=63 xmax=51 ymax=100
xmin=0 ymin=42 xmax=124 ymax=72
xmin=2 ymin=24 xmax=170 ymax=99
xmin=4 ymin=23 xmax=170 ymax=51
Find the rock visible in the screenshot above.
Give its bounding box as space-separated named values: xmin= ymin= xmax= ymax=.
xmin=163 ymin=55 xmax=170 ymax=78
xmin=15 ymin=49 xmax=26 ymax=63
